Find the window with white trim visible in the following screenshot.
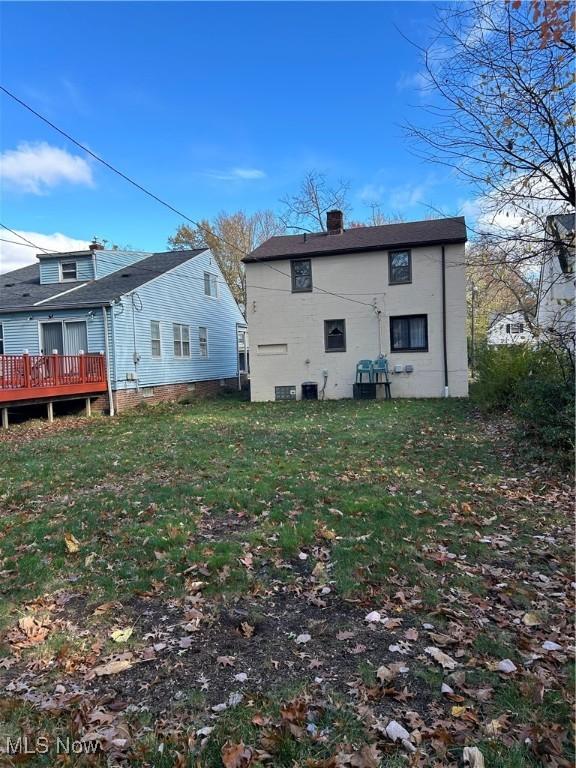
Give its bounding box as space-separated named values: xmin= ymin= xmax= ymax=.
xmin=0 ymin=323 xmax=4 ymax=354
xmin=173 ymin=323 xmax=190 ymax=357
xmin=61 ymin=261 xmax=78 ymax=281
xmin=204 ymin=272 xmax=218 ymax=297
xmin=150 ymin=321 xmax=161 ymax=357
xmin=199 ymin=326 xmax=208 ymax=357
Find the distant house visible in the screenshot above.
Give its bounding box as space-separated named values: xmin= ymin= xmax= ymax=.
xmin=487 ymin=311 xmax=535 ymax=347
xmin=537 ymin=213 xmax=575 ymax=347
xmin=0 ymin=244 xmax=245 ymax=417
xmin=243 ymin=211 xmax=468 ymax=401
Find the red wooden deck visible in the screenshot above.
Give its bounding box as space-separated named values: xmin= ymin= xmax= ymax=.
xmin=0 ymin=354 xmax=107 ymax=404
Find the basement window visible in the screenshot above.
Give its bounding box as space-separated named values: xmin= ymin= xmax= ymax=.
xmin=275 ymin=385 xmax=296 ymax=401
xmin=141 ymin=387 xmax=155 ymax=398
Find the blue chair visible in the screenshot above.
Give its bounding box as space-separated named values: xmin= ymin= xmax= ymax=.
xmin=356 ymin=359 xmax=373 ymax=383
xmin=372 ymin=356 xmax=392 ymax=399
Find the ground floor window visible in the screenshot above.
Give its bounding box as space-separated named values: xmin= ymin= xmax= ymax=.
xmin=173 ymin=323 xmax=190 ymax=357
xmin=390 ymin=315 xmax=428 ymax=352
xmin=0 ymin=323 xmax=3 ymax=354
xmin=150 ymin=321 xmax=161 ymax=357
xmin=324 ymin=319 xmax=346 ymax=352
xmin=199 ymin=326 xmax=208 ymax=358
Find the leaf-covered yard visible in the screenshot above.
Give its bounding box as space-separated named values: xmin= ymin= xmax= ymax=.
xmin=0 ymin=396 xmax=573 ymax=767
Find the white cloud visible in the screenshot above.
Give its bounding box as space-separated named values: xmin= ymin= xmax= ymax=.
xmin=206 ymin=167 xmax=266 ymax=181
xmin=0 ymin=231 xmax=90 ymax=274
xmin=0 ymin=142 xmax=93 ymax=194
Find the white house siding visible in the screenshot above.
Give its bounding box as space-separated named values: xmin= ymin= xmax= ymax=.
xmin=245 ymin=244 xmax=468 ymax=401
xmin=537 ymin=255 xmax=575 ymax=343
xmin=111 ymin=250 xmax=245 ymax=392
xmin=487 ymin=312 xmax=534 ymax=346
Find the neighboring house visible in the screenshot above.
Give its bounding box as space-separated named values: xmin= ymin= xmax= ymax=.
xmin=243 ymin=211 xmax=468 ymax=401
xmin=487 ymin=311 xmax=535 ymax=347
xmin=536 ymin=213 xmax=575 ymax=347
xmin=0 ymin=243 xmax=246 ymax=414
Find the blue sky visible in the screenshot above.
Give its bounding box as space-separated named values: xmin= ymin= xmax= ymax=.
xmin=0 ymin=1 xmax=474 ymax=272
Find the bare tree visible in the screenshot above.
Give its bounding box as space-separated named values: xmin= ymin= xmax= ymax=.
xmin=279 ymin=171 xmax=351 ymax=232
xmin=405 ymin=0 xmax=574 ymax=251
xmin=405 ymin=0 xmax=574 ymax=365
xmin=168 ymin=210 xmax=283 ymax=310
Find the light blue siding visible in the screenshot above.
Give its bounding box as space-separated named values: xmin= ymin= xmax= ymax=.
xmin=111 ymin=250 xmax=245 ymax=391
xmin=39 ymin=256 xmax=94 ymax=284
xmin=93 ymin=250 xmax=151 ymax=279
xmin=0 ymin=308 xmax=106 ymax=355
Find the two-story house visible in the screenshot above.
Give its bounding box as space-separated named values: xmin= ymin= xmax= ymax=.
xmin=0 ymin=243 xmax=245 ymax=419
xmin=243 ymin=211 xmax=468 ymax=401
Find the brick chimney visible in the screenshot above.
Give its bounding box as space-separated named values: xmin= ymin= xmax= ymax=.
xmin=326 ymin=209 xmax=343 ymax=234
xmin=89 ymin=239 xmax=104 ymax=251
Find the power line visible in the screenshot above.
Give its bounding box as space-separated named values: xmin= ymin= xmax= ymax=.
xmin=0 ymin=85 xmax=385 ymax=309
xmin=0 ymin=224 xmax=56 ymax=254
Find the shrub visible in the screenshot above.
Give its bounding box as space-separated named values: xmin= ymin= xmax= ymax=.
xmin=473 ymin=344 xmax=574 ymax=465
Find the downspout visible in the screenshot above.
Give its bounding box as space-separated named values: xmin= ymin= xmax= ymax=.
xmin=102 ymin=305 xmax=115 ymax=416
xmin=441 ymin=245 xmax=449 ymax=397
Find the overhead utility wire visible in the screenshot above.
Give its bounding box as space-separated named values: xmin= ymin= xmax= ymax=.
xmin=0 ymin=85 xmax=382 ymax=308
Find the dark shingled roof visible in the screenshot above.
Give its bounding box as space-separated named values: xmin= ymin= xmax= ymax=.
xmin=0 ymin=250 xmax=205 ymax=313
xmin=243 ymin=216 xmax=467 ymax=263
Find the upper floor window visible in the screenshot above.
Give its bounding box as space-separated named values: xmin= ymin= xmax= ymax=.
xmin=291 ymin=259 xmax=313 ymax=292
xmin=150 ymin=321 xmax=161 ymax=357
xmin=204 ymin=272 xmax=218 ymax=297
xmin=390 ymin=315 xmax=428 ymax=352
xmin=506 ymin=322 xmax=524 ymax=334
xmin=61 ymin=261 xmax=78 ymax=281
xmin=0 ymin=323 xmax=4 ymax=354
xmin=324 ymin=319 xmax=346 ymax=352
xmin=199 ymin=326 xmax=209 ymax=358
xmin=173 ymin=323 xmax=190 ymax=357
xmin=388 ymin=250 xmax=411 ymax=285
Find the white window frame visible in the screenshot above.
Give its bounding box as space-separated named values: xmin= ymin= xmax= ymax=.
xmin=173 ymin=323 xmax=191 ymax=358
xmin=60 ymin=261 xmax=78 ymax=282
xmin=204 ymin=272 xmax=218 ymax=298
xmin=199 ymin=326 xmax=209 ymax=358
xmin=150 ymin=320 xmax=162 ymax=358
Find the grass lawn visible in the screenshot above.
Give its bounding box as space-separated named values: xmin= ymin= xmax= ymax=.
xmin=0 ymin=395 xmax=573 ymax=767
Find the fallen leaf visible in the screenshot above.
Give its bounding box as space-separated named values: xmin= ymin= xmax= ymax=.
xmin=522 ymin=612 xmax=541 ymax=626
xmin=425 ymin=646 xmax=458 ymax=670
xmin=240 ymin=622 xmax=254 ymax=639
xmin=497 ymin=658 xmax=517 ymax=674
xmin=336 ymin=630 xmax=355 ymax=641
xmin=451 ymin=705 xmax=467 ymax=717
xmin=64 ymin=532 xmax=80 ymax=553
xmin=217 ymin=655 xmax=236 ymax=667
xmin=110 ymin=628 xmax=133 ymax=643
xmin=365 ymin=611 xmax=381 ymax=623
xmin=295 ymin=633 xmax=311 ymax=644
xmin=385 ymin=720 xmax=410 ymax=742
xmin=93 ymin=659 xmax=133 ymax=676
xmin=463 ymin=746 xmax=485 ymax=767
xmin=377 ymin=665 xmax=393 ymax=683
xmin=542 ymin=640 xmax=562 ymax=651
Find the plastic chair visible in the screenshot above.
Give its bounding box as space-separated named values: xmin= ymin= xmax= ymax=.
xmin=372 ymin=356 xmax=390 ymax=381
xmin=372 ymin=356 xmax=392 ymax=399
xmin=356 ymin=359 xmax=373 ymax=383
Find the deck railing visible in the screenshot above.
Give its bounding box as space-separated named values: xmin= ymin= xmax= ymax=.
xmin=0 ymin=354 xmax=108 ymax=403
